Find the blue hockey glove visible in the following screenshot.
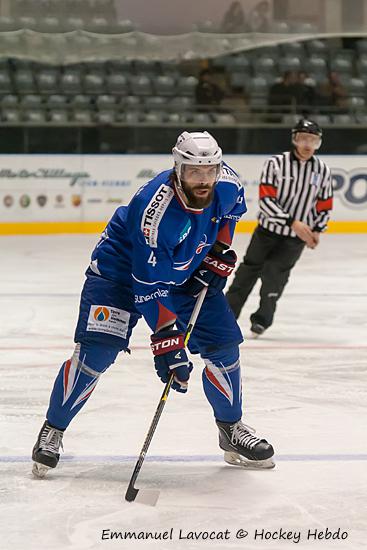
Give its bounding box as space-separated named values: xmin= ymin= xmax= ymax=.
xmin=185 ymin=248 xmax=237 ymax=297
xmin=150 ymin=329 xmax=193 ymax=393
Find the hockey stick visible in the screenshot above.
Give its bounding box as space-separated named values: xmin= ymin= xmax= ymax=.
xmin=125 ymin=286 xmax=208 ymax=506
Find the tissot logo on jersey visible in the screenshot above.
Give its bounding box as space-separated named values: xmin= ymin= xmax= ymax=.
xmin=141 ymin=184 xmax=174 ymax=248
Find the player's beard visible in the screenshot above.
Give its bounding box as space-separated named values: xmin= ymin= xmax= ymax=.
xmin=180 ymin=180 xmax=215 ymax=209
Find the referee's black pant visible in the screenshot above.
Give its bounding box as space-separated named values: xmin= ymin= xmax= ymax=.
xmin=226 ymin=225 xmax=305 ymax=329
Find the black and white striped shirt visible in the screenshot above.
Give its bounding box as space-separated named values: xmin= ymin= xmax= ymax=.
xmin=258 ymin=151 xmax=333 ymax=237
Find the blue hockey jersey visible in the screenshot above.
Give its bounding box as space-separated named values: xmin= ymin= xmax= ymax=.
xmin=89 ymin=163 xmax=246 ymax=332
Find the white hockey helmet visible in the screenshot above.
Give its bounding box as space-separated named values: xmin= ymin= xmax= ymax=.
xmin=172 ymin=131 xmax=222 ymax=182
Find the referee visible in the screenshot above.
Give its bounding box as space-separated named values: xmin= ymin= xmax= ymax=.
xmin=226 ymin=119 xmax=333 ymax=337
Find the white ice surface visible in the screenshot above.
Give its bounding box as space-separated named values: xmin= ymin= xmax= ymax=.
xmin=1 ymin=233 xmax=366 ymax=550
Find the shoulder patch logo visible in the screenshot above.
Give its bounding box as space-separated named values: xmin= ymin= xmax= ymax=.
xmin=220 ymin=164 xmax=242 ymax=190
xmin=141 ymin=184 xmax=174 ymax=248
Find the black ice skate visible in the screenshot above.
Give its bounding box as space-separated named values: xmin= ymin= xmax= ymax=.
xmin=250 ymin=323 xmax=266 ymax=338
xmin=216 ymin=419 xmax=275 ymax=469
xmin=32 ymin=420 xmax=64 ymax=478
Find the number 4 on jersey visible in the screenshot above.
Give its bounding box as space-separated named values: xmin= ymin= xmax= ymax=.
xmin=148 ymin=251 xmax=157 ymax=267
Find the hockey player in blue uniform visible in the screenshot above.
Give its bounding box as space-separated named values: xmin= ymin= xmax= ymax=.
xmin=32 ymin=131 xmax=274 ymax=477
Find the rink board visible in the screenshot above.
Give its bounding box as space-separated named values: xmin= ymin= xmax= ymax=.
xmin=0 ymin=154 xmax=366 ymax=234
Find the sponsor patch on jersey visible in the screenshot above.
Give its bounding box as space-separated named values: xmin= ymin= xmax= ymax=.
xmin=135 ymin=289 xmax=169 ymax=303
xmin=87 ymin=305 xmax=130 ymax=338
xmin=141 ymin=184 xmax=174 ymax=248
xmin=223 ymin=213 xmax=241 ymax=221
xmin=220 ymin=164 xmax=242 ymax=189
xmin=178 ymin=220 xmax=191 ymax=243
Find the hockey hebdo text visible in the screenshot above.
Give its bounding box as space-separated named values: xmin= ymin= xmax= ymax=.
xmin=100 ymin=527 xmax=349 ymax=544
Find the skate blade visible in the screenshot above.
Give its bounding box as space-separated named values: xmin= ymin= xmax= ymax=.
xmin=224 ymin=451 xmax=275 ymax=470
xmin=32 ymin=461 xmax=51 ymax=478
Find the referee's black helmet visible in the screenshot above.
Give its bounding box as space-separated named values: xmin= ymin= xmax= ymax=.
xmin=292 ymin=119 xmax=322 ymax=138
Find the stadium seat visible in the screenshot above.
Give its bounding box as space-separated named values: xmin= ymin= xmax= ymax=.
xmin=356 ymin=39 xmax=367 ymax=55
xmin=191 ymin=112 xmax=213 ymax=124
xmin=124 ymin=111 xmax=142 ymax=124
xmin=290 ymin=22 xmax=319 ymax=33
xmin=96 ymin=94 xmax=116 ymax=110
xmin=72 ymin=109 xmax=93 ymax=123
xmin=35 ymin=68 xmax=60 ymax=94
xmin=306 ymin=40 xmax=328 ymax=55
xmin=166 ymin=112 xmax=186 ymax=124
xmin=176 ymin=76 xmax=198 ymax=96
xmin=86 ymin=17 xmax=109 ymax=33
xmin=0 ymin=16 xmax=18 ymax=31
xmin=355 ymin=113 xmax=367 ymax=124
xmin=143 ymin=111 xmax=165 ymax=124
xmin=153 ymin=75 xmax=176 ymax=97
xmin=344 ymin=78 xmax=365 ymax=96
xmin=0 ymin=94 xmax=18 ymax=108
xmin=65 ymin=17 xmax=85 ymax=31
xmin=0 ymin=72 xmax=12 ymax=94
xmin=23 ymin=109 xmax=47 ymax=123
xmin=18 ymin=16 xmax=37 ymax=29
xmin=169 ymin=96 xmax=194 ymax=110
xmin=330 ymin=58 xmax=353 ymax=74
xmin=247 ymin=76 xmax=268 ymax=95
xmin=230 ymin=72 xmax=249 ymax=90
xmin=106 ymin=74 xmax=129 ymax=95
xmin=39 ymin=17 xmax=61 ymax=32
xmin=95 ymin=110 xmax=116 ymax=124
xmin=304 ymin=56 xmax=328 ymax=75
xmin=279 ymin=56 xmax=302 ymax=72
xmin=269 ymin=21 xmax=290 ymax=33
xmin=70 ymin=94 xmax=92 ymax=109
xmin=253 ymin=56 xmax=276 ymax=75
xmin=60 ymin=70 xmax=82 ymax=94
xmin=226 ymin=55 xmax=251 ymax=72
xmin=280 ymin=41 xmax=305 ymax=57
xmin=129 ymin=75 xmax=152 ymax=96
xmin=333 ymin=114 xmax=355 ymax=124
xmin=347 ymin=96 xmax=366 ymax=109
xmin=144 ymin=96 xmax=166 ymax=110
xmin=14 ymin=70 xmax=36 ymax=94
xmin=134 ymin=60 xmax=158 ymax=76
xmin=19 ymin=94 xmax=44 ymax=109
xmin=120 ymin=95 xmax=141 ymax=109
xmin=356 ymin=55 xmax=367 ymax=75
xmin=84 ymin=72 xmax=105 ymax=94
xmin=312 ymin=114 xmax=331 ymax=125
xmin=47 ymin=94 xmax=68 ymax=109
xmin=212 ymin=113 xmax=236 ymax=124
xmin=49 ymin=109 xmax=69 ymax=124
xmin=1 ymin=108 xmax=21 ymax=123
xmin=114 ymin=19 xmax=135 ymax=33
